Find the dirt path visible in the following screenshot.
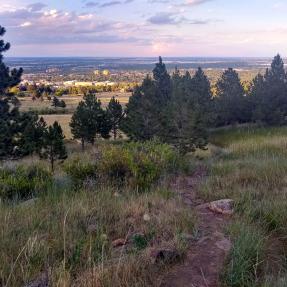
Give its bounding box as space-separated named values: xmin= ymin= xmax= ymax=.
xmin=161 ymin=168 xmax=232 ymax=287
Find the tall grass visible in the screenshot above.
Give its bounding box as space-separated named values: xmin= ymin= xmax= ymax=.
xmin=201 ymin=126 xmax=287 ymax=286
xmin=0 ymin=140 xmax=196 ymax=286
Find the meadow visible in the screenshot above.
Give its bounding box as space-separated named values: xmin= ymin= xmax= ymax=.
xmin=201 ymin=126 xmax=287 ymax=287
xmin=19 ymin=92 xmax=131 ymax=139
xmin=19 ymin=92 xmax=131 ymax=112
xmin=0 ymin=140 xmax=196 ymax=287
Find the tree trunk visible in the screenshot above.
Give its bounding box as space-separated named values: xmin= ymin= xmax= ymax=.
xmin=51 ymin=156 xmax=54 ymax=173
xmin=81 ymin=138 xmax=85 ymax=151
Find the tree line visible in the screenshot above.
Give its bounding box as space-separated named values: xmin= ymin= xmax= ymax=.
xmin=1 ymin=23 xmax=287 ymax=169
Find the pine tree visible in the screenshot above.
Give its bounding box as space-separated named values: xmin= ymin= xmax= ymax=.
xmin=70 ymin=94 xmax=111 ymax=150
xmin=107 ymin=96 xmax=124 ymax=139
xmin=121 ymin=76 xmax=159 ymax=140
xmin=122 ymin=57 xmax=172 ymax=140
xmin=214 ymin=68 xmax=247 ymax=126
xmin=163 ymin=68 xmax=210 ymax=154
xmin=40 ymin=121 xmax=67 ymax=172
xmin=153 ymin=56 xmax=172 ymax=104
xmin=20 ymin=116 xmax=47 ymax=155
xmin=253 ymin=54 xmax=287 ymax=125
xmin=0 ymin=25 xmax=23 ymax=158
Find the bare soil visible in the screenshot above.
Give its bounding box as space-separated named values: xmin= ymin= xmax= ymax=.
xmin=161 ymin=168 xmax=232 ymax=287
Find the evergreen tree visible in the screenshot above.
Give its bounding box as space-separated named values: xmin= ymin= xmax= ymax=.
xmin=52 ymin=96 xmax=66 ymax=108
xmin=40 ymin=121 xmax=67 ymax=172
xmin=0 ymin=25 xmax=23 ymax=158
xmin=163 ymin=68 xmax=211 ymax=154
xmin=252 ymin=54 xmax=287 ymax=125
xmin=107 ymin=96 xmax=124 ymax=139
xmin=121 ymin=76 xmax=159 ymax=140
xmin=214 ymin=68 xmax=248 ymax=126
xmin=20 ymin=116 xmax=47 ymax=155
xmin=153 ymin=56 xmax=172 ymax=103
xmin=70 ymin=94 xmax=111 ymax=150
xmin=122 ymin=57 xmax=172 ymax=140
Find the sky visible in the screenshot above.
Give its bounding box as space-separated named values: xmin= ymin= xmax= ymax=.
xmin=1 ymin=0 xmax=287 ymax=57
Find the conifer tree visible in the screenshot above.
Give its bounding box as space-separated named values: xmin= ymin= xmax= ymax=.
xmin=20 ymin=116 xmax=47 ymax=155
xmin=40 ymin=121 xmax=67 ymax=172
xmin=0 ymin=25 xmax=23 ymax=158
xmin=121 ymin=76 xmax=159 ymax=140
xmin=214 ymin=68 xmax=247 ymax=126
xmin=122 ymin=57 xmax=171 ymax=140
xmin=70 ymin=94 xmax=111 ymax=150
xmin=252 ymin=54 xmax=287 ymax=125
xmin=163 ymin=68 xmax=210 ymax=154
xmin=107 ymin=96 xmax=124 ymax=139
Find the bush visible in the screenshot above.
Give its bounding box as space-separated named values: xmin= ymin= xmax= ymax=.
xmin=99 ymin=140 xmax=180 ymax=191
xmin=98 ymin=145 xmax=132 ymax=183
xmin=64 ymin=156 xmax=97 ymax=185
xmin=0 ymin=164 xmax=52 ymax=201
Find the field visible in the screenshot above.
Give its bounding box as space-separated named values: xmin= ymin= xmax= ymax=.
xmin=19 ymin=92 xmax=131 ymax=113
xmin=20 ymin=92 xmax=131 ymax=139
xmin=42 ymin=114 xmax=73 ymax=139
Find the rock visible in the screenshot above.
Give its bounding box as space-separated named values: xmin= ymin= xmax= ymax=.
xmin=24 ymin=272 xmax=48 ymax=287
xmin=208 ymin=199 xmax=234 ymax=215
xmin=150 ymin=248 xmax=180 ymax=264
xmin=112 ymin=238 xmax=127 ymax=248
xmin=143 ymin=213 xmax=151 ymax=222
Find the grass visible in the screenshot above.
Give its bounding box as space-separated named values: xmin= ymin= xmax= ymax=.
xmin=0 ymin=141 xmax=196 ymax=287
xmin=199 ymin=125 xmax=287 ymax=286
xmin=19 ymin=92 xmax=131 ymax=113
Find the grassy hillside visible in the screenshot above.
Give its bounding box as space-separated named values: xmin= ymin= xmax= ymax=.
xmin=201 ymin=126 xmax=287 ymax=286
xmin=0 ymin=141 xmax=196 ymax=287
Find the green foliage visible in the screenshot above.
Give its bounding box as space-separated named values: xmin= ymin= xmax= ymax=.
xmin=224 ymin=221 xmax=264 ymax=287
xmin=123 ymin=58 xmax=211 ymax=154
xmin=70 ymin=94 xmax=112 ymax=150
xmin=0 ymin=164 xmax=52 ymax=200
xmin=106 ymin=96 xmax=124 ymax=139
xmin=40 ymin=121 xmax=67 ymax=171
xmin=163 ymin=68 xmax=211 ymax=154
xmin=52 ymin=96 xmax=66 ymax=108
xmin=251 ymin=54 xmax=287 ymax=125
xmin=214 ymin=68 xmax=251 ymax=126
xmin=99 ymin=140 xmax=180 ymax=190
xmin=64 ymin=156 xmax=97 ymax=185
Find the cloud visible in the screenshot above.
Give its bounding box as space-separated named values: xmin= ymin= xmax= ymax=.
xmin=83 ymin=0 xmax=134 ymax=8
xmin=185 ymin=0 xmax=212 ymax=5
xmin=0 ymin=4 xmax=151 ymax=46
xmin=27 ymin=2 xmax=46 ymax=12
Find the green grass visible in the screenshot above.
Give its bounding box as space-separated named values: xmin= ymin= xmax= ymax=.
xmin=0 ymin=141 xmax=196 ymax=287
xmin=200 ymin=125 xmax=287 ymax=286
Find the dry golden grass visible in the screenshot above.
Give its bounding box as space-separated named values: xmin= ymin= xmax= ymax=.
xmin=19 ymin=92 xmax=131 ymax=112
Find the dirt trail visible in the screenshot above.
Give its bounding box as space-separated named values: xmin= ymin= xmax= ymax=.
xmin=161 ymin=168 xmax=232 ymax=287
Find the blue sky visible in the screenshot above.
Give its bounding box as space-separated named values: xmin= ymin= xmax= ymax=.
xmin=1 ymin=0 xmax=287 ymax=57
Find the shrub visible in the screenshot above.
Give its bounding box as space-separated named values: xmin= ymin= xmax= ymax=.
xmin=98 ymin=145 xmax=132 ymax=183
xmin=0 ymin=164 xmax=52 ymax=200
xmin=98 ymin=140 xmax=180 ymax=191
xmin=64 ymin=156 xmax=97 ymax=185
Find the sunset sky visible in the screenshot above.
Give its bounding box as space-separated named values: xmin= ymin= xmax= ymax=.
xmin=1 ymin=0 xmax=287 ymax=57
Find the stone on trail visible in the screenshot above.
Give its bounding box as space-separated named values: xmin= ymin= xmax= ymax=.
xmin=208 ymin=199 xmax=234 ymax=215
